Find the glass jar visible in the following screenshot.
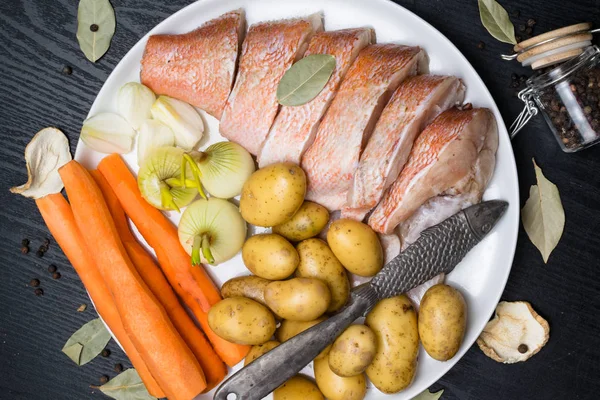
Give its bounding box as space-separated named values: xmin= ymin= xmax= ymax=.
xmin=514 ymin=46 xmax=600 ymax=152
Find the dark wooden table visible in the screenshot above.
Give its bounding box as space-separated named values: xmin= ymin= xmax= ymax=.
xmin=1 ymin=0 xmax=599 ymax=399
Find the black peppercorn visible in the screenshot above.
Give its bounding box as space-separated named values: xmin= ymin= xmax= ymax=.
xmin=515 ymin=35 xmax=522 ymax=42
xmin=21 ymin=239 xmax=30 ymax=246
xmin=584 ymin=106 xmax=593 ymax=115
xmin=21 ymin=246 xmax=29 ymax=255
xmin=90 ymin=24 xmax=99 ymax=32
xmin=510 ymin=81 xmax=520 ymax=88
xmin=114 ymin=363 xmax=124 ymax=373
xmin=518 ymin=24 xmax=526 ymax=32
xmin=518 ymin=344 xmax=529 ymax=353
xmin=30 ymin=278 xmax=40 ymax=287
xmin=34 ymin=288 xmax=44 ymax=296
xmin=52 ymin=272 xmax=61 ymax=280
xmin=101 ymin=349 xmax=111 ymax=357
xmin=48 ymin=264 xmax=57 ymax=273
xmin=43 ymin=238 xmax=50 ymax=247
xmin=525 ymin=27 xmax=533 ymax=35
xmin=62 ymin=66 xmax=73 ymax=75
xmin=99 ymin=375 xmax=109 ymax=384
xmin=36 ymin=249 xmax=44 ymax=257
xmin=527 ymin=18 xmax=536 ymax=27
xmin=477 ymin=41 xmax=485 ymax=50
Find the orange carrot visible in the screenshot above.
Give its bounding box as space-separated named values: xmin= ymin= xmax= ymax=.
xmin=98 ymin=154 xmax=250 ymax=366
xmin=35 ymin=194 xmax=165 ymax=398
xmin=59 ymin=160 xmax=207 ymax=400
xmin=91 ymin=170 xmax=227 ymax=390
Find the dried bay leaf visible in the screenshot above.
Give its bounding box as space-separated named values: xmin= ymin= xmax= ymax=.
xmin=97 ymin=369 xmax=157 ymax=400
xmin=62 ymin=318 xmax=111 ymax=366
xmin=412 ymin=388 xmax=444 ymax=400
xmin=277 ymin=54 xmax=336 ymax=106
xmin=522 ymin=159 xmax=565 ymax=263
xmin=478 ymin=0 xmax=517 ymax=44
xmin=76 ymin=0 xmax=116 ymax=62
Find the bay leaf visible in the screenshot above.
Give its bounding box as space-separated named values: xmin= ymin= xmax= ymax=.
xmin=412 ymin=388 xmax=444 ymax=400
xmin=277 ymin=54 xmax=336 ymax=106
xmin=76 ymin=0 xmax=116 ymax=62
xmin=522 ymin=159 xmax=565 ymax=263
xmin=62 ymin=318 xmax=111 ymax=366
xmin=97 ymin=369 xmax=157 ymax=400
xmin=478 ymin=0 xmax=517 ymax=44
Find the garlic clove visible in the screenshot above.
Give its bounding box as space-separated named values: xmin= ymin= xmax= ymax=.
xmin=10 ymin=127 xmax=72 ymax=198
xmin=477 ymin=301 xmax=550 ymax=363
xmin=151 ymin=95 xmax=204 ymax=151
xmin=137 ymin=120 xmax=175 ymax=165
xmin=80 ymin=112 xmax=136 ymax=154
xmin=117 ymin=82 xmax=156 ymax=130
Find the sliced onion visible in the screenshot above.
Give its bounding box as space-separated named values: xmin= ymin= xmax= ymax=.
xmin=151 ymin=95 xmax=204 ymax=151
xmin=137 ymin=120 xmax=175 ymax=165
xmin=117 ymin=82 xmax=156 ymax=130
xmin=80 ymin=113 xmax=136 ymax=154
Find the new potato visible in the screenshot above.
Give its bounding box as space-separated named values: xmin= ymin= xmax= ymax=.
xmin=365 ymin=295 xmax=419 ymax=393
xmin=327 ymin=219 xmax=383 ymax=277
xmin=276 ymin=318 xmax=331 ymax=359
xmin=221 ymin=275 xmax=272 ymax=306
xmin=296 ymin=238 xmax=350 ymax=312
xmin=419 ymin=284 xmax=467 ymax=361
xmin=240 ymin=162 xmax=306 ymax=227
xmin=314 ymin=357 xmax=366 ymax=400
xmin=274 ymin=375 xmax=324 ymax=400
xmin=207 ymin=297 xmax=276 ymax=345
xmin=273 ymin=201 xmax=329 ymax=241
xmin=265 ymin=278 xmax=331 ymax=321
xmin=242 ymin=234 xmax=299 ymax=280
xmin=328 ymin=325 xmax=377 ymax=377
xmin=244 ymin=340 xmax=280 ymax=366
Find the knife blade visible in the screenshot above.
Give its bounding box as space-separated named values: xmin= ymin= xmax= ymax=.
xmin=214 ymin=200 xmax=508 ymax=400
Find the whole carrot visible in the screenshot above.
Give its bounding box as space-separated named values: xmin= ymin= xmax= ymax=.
xmin=98 ymin=154 xmax=249 ymax=366
xmin=35 ymin=194 xmax=165 ymax=398
xmin=60 ymin=160 xmax=207 ymax=400
xmin=91 ymin=170 xmax=227 ymax=390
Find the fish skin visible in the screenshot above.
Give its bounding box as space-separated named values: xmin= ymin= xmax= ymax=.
xmin=343 ymin=75 xmax=465 ymax=221
xmin=140 ymin=10 xmax=245 ymax=120
xmin=302 ymin=44 xmax=428 ymax=211
xmin=257 ymin=28 xmax=374 ymax=168
xmin=220 ymin=14 xmax=323 ymax=155
xmin=368 ymin=107 xmax=498 ymax=234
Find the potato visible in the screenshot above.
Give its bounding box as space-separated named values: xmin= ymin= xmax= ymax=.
xmin=327 ymin=219 xmax=383 ymax=277
xmin=276 ymin=318 xmax=331 ymax=359
xmin=244 ymin=340 xmax=280 ymax=366
xmin=221 ymin=275 xmax=272 ymax=305
xmin=296 ymin=238 xmax=350 ymax=312
xmin=328 ymin=325 xmax=377 ymax=377
xmin=273 ymin=201 xmax=329 ymax=241
xmin=265 ymin=278 xmax=330 ymax=321
xmin=418 ymin=284 xmax=467 ymax=361
xmin=365 ymin=295 xmax=418 ymax=393
xmin=314 ymin=357 xmax=366 ymax=400
xmin=242 ymin=234 xmax=299 ymax=280
xmin=240 ymin=162 xmax=306 ymax=227
xmin=207 ymin=297 xmax=276 ymax=345
xmin=274 ymin=375 xmax=324 ymax=400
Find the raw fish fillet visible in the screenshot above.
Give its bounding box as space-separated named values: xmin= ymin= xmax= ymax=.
xmin=302 ymin=44 xmax=428 ymax=211
xmin=220 ymin=15 xmax=323 ymax=155
xmin=141 ymin=10 xmax=245 ymax=119
xmin=368 ymin=107 xmax=498 ymax=234
xmin=343 ymin=75 xmax=465 ymax=221
xmin=257 ymin=28 xmax=374 ymax=167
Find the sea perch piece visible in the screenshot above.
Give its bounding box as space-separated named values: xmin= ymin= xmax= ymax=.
xmin=257 ymin=28 xmax=374 ymax=168
xmin=343 ymin=75 xmax=465 ymax=221
xmin=141 ymin=10 xmax=245 ymax=119
xmin=302 ymin=44 xmax=429 ymax=210
xmin=369 ymin=107 xmax=498 ymax=234
xmin=220 ymin=15 xmax=323 ymax=155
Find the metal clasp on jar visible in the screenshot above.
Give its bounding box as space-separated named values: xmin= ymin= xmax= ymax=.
xmin=510 ymin=88 xmax=539 ymax=138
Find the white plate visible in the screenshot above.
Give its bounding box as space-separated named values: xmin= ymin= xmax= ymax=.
xmin=75 ymin=0 xmax=520 ymax=398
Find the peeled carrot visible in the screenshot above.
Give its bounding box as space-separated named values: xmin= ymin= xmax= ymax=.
xmin=59 ymin=161 xmax=207 ymax=400
xmin=35 ymin=194 xmax=165 ymax=398
xmin=98 ymin=154 xmax=250 ymax=366
xmin=91 ymin=170 xmax=227 ymax=390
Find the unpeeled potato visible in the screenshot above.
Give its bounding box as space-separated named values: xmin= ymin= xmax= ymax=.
xmin=327 ymin=219 xmax=383 ymax=277
xmin=276 ymin=318 xmax=331 ymax=359
xmin=221 ymin=275 xmax=272 ymax=306
xmin=265 ymin=278 xmax=330 ymax=321
xmin=274 ymin=375 xmax=324 ymax=400
xmin=314 ymin=357 xmax=366 ymax=400
xmin=273 ymin=201 xmax=329 ymax=241
xmin=207 ymin=297 xmax=276 ymax=345
xmin=328 ymin=325 xmax=377 ymax=377
xmin=244 ymin=340 xmax=280 ymax=366
xmin=242 ymin=234 xmax=299 ymax=280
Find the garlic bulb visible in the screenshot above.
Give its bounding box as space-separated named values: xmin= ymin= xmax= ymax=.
xmin=137 ymin=120 xmax=175 ymax=164
xmin=80 ymin=113 xmax=136 ymax=154
xmin=151 ymin=95 xmax=204 ymax=151
xmin=117 ymin=82 xmax=156 ymax=130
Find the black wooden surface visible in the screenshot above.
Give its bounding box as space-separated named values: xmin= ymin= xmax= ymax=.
xmin=1 ymin=0 xmax=599 ymax=399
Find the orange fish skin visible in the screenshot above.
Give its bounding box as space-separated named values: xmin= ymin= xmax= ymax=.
xmin=140 ymin=10 xmax=245 ymax=120
xmin=368 ymin=107 xmax=498 ymax=235
xmin=302 ymin=44 xmax=428 ymax=211
xmin=342 ymin=75 xmax=465 ymax=221
xmin=220 ymin=15 xmax=323 ymax=155
xmin=257 ymin=28 xmax=374 ymax=168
